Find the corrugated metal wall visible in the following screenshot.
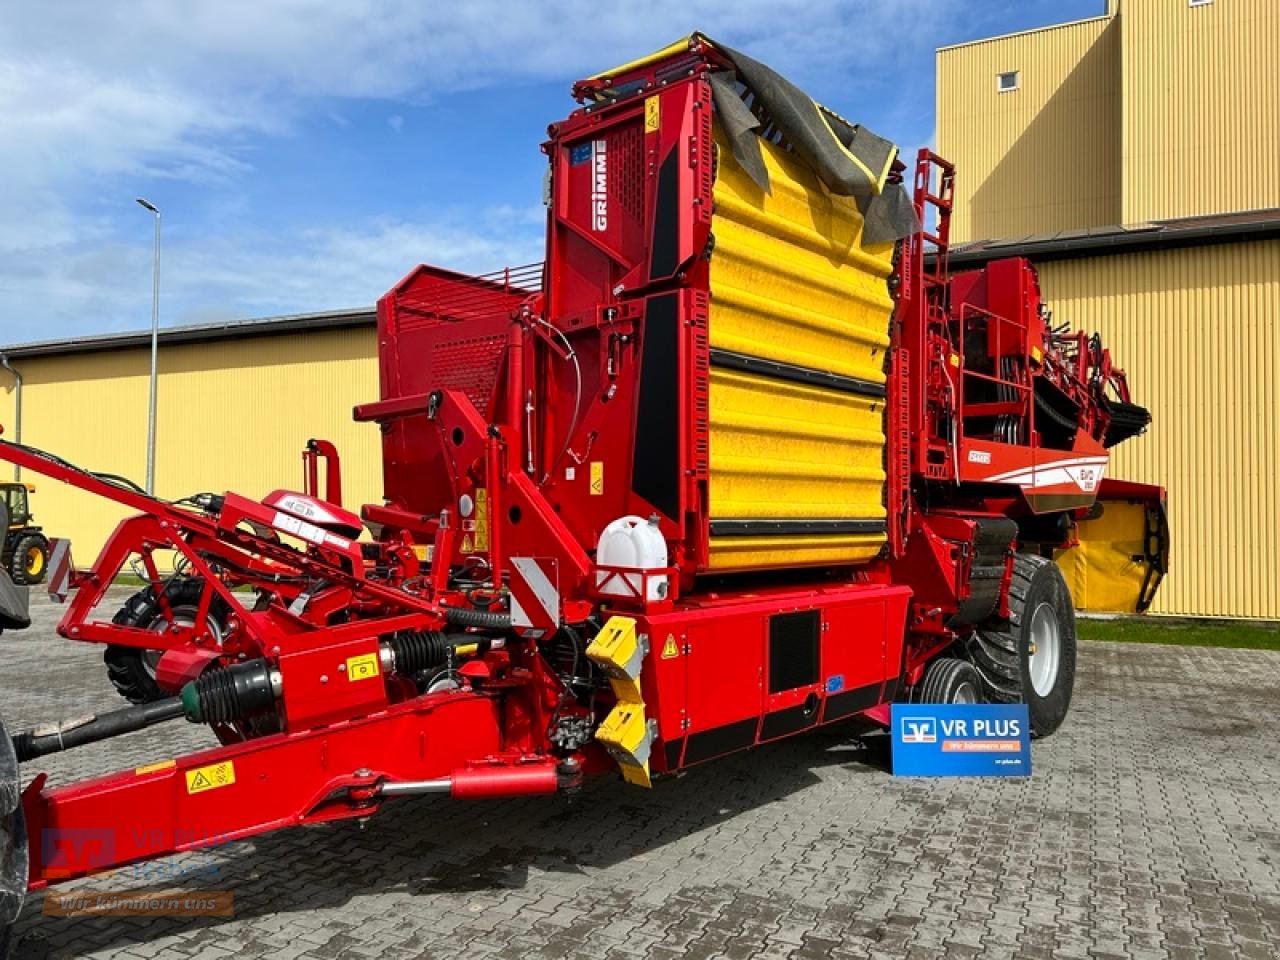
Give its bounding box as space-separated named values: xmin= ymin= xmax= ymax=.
xmin=937 ymin=17 xmax=1120 ymax=243
xmin=1038 ymin=240 xmax=1280 ymax=619
xmin=1 ymin=328 xmax=382 ymax=565
xmin=1120 ymin=0 xmax=1280 ymax=223
xmin=940 ymin=0 xmax=1280 ymax=235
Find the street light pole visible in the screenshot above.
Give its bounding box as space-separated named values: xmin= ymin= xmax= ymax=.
xmin=136 ymin=197 xmax=161 ymax=495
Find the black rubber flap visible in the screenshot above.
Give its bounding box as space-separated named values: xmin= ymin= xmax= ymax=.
xmin=0 ymin=713 xmax=27 ymax=959
xmin=703 ymin=34 xmax=919 ymax=243
xmin=0 ymin=571 xmax=28 ymax=632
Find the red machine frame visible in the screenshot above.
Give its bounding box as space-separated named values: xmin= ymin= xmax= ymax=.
xmin=0 ymin=36 xmax=1164 ymax=895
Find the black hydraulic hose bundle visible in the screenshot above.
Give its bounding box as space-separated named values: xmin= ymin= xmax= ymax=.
xmin=440 ymin=605 xmax=512 ymax=630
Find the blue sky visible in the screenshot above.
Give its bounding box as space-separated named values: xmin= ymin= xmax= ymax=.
xmin=0 ymin=0 xmax=1104 ymax=343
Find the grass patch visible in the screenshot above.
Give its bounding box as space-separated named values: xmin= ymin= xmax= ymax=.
xmin=109 ymin=575 xmax=255 ymax=593
xmin=1077 ymin=616 xmax=1280 ymax=651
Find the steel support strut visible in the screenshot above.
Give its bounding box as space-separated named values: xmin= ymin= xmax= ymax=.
xmin=18 ymin=691 xmax=567 ymax=888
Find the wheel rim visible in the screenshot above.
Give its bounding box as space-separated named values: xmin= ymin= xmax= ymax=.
xmin=144 ymin=605 xmax=225 ymax=680
xmin=24 ymin=547 xmax=43 ymax=577
xmin=1028 ymin=601 xmax=1061 ymax=697
xmin=952 ymin=680 xmax=979 ymax=704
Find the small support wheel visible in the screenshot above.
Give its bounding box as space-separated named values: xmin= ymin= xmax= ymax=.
xmin=106 ymin=578 xmax=229 ymax=704
xmin=914 ymin=657 xmax=983 ymax=704
xmin=969 ymin=553 xmax=1077 ymax=737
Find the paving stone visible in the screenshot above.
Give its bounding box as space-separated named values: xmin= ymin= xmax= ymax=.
xmin=4 ymin=591 xmax=1280 ymax=958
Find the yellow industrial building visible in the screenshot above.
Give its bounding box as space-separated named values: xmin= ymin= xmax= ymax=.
xmin=937 ymin=0 xmax=1279 ymax=620
xmin=0 ymin=315 xmax=385 ymax=578
xmin=1 ymin=0 xmax=1276 ymax=619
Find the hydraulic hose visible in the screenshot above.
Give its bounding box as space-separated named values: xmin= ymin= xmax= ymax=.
xmin=440 ymin=605 xmax=512 ymax=630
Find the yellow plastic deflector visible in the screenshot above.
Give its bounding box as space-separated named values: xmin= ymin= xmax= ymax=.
xmin=586 ymin=616 xmax=654 ymax=787
xmin=707 ymin=121 xmax=893 ymax=571
xmin=1056 ymin=501 xmax=1156 ymax=613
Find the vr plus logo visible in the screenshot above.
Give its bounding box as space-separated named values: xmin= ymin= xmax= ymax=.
xmin=590 ymin=140 xmax=608 ymax=231
xmin=900 ymin=717 xmax=937 ymax=744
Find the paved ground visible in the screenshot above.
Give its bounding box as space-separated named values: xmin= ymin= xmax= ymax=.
xmin=3 ymin=590 xmax=1279 ymax=959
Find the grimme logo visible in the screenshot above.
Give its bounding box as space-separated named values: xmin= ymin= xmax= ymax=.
xmin=900 ymin=717 xmax=937 ymax=744
xmin=591 ymin=139 xmax=608 ymax=231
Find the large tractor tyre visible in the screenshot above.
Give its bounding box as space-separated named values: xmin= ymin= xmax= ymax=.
xmin=105 ymin=579 xmax=230 ymax=704
xmin=970 ymin=553 xmax=1077 ymax=738
xmin=9 ymin=534 xmax=47 ymax=586
xmin=914 ymin=657 xmax=983 ymax=704
xmin=0 ymin=714 xmax=27 ymax=960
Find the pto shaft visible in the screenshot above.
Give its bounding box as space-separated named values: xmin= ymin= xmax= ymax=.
xmin=12 ymin=697 xmax=185 ymax=762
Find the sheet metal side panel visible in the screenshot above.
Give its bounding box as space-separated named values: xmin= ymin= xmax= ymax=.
xmin=936 ymin=16 xmax=1120 ymax=243
xmin=1120 ymin=0 xmax=1280 ymax=222
xmin=1039 ymin=240 xmax=1280 ymax=619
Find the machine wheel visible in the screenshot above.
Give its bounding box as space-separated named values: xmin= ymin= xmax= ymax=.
xmin=970 ymin=553 xmax=1076 ymax=737
xmin=1 ymin=713 xmax=27 ymax=960
xmin=8 ymin=534 xmax=47 ymax=586
xmin=915 ymin=657 xmax=983 ymax=704
xmin=105 ymin=579 xmax=229 ymax=704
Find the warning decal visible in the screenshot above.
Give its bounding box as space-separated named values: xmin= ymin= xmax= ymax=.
xmin=660 ymin=634 xmax=680 ymax=659
xmin=185 ymin=761 xmax=236 ymax=795
xmin=134 ymin=759 xmax=176 ymax=777
xmin=645 ymin=96 xmax=660 ymax=132
xmin=346 ymin=652 xmax=381 ymax=682
xmin=590 ymin=461 xmax=604 ymax=495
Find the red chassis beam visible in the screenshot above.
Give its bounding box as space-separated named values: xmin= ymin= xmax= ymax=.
xmin=23 ymin=691 xmax=564 ymax=888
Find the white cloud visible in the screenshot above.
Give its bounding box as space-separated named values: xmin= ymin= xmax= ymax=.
xmin=0 ymin=0 xmax=961 ymax=341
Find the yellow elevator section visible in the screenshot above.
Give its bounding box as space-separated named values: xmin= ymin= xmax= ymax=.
xmin=706 ymin=123 xmax=895 ymax=572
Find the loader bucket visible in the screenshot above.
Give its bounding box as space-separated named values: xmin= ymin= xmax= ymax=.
xmin=0 ymin=714 xmax=27 ymax=960
xmin=1056 ymin=478 xmax=1168 ymax=613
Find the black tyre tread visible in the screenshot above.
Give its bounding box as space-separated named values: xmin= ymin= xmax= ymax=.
xmin=105 ymin=579 xmax=227 ymax=704
xmin=916 ymin=657 xmax=982 ymax=704
xmin=9 ymin=534 xmax=48 ymax=586
xmin=970 ymin=553 xmax=1076 ymax=736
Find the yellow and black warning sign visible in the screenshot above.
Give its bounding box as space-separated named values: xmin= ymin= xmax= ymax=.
xmin=346 ymin=652 xmax=380 ymax=682
xmin=590 ymin=461 xmax=604 ymax=495
xmin=660 ymin=634 xmax=680 ymax=659
xmin=134 ymin=759 xmax=176 ymax=777
xmin=645 ymin=96 xmax=660 ymax=133
xmin=185 ymin=761 xmax=236 ymax=795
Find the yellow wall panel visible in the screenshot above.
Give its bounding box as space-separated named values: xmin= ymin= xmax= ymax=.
xmin=1120 ymin=0 xmax=1280 ymax=222
xmin=1 ymin=327 xmax=382 ymax=568
xmin=1038 ymin=241 xmax=1280 ymax=619
xmin=937 ymin=17 xmax=1121 ymax=243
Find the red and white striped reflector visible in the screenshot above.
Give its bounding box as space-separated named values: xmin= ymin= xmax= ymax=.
xmin=508 ymin=557 xmax=559 ymax=633
xmin=47 ymin=538 xmax=73 ymax=603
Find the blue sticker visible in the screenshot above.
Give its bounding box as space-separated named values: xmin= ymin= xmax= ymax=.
xmin=890 ymin=703 xmax=1031 ymax=777
xmin=569 ymin=143 xmax=592 ymax=166
xmin=825 ymin=674 xmax=845 ymax=694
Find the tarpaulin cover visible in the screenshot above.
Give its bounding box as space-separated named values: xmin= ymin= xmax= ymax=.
xmin=588 ymin=33 xmax=919 ymax=243
xmin=695 ymin=33 xmax=919 ymax=244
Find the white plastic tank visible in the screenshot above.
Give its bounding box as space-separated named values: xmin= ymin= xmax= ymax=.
xmin=595 ymin=515 xmax=669 ymax=602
